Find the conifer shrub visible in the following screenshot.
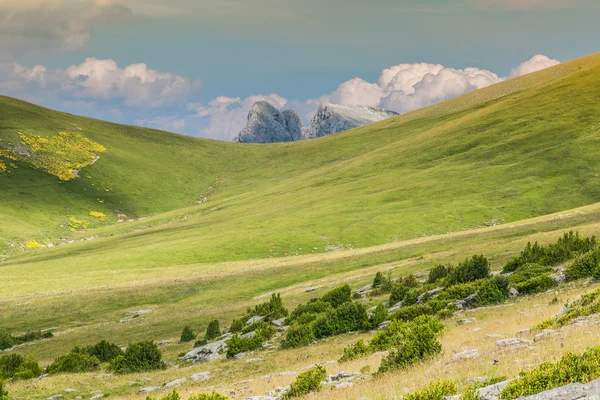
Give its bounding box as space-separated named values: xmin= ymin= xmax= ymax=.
xmin=0 ymin=353 xmax=42 ymax=380
xmin=188 ymin=392 xmax=228 ymax=400
xmin=392 ymin=303 xmax=434 ymax=321
xmin=403 ymin=380 xmax=458 ymax=400
xmin=566 ymin=248 xmax=600 ymax=280
xmin=474 ymin=276 xmax=510 ymax=306
xmin=205 ymin=320 xmax=220 ymax=340
xmin=369 ymin=304 xmax=389 ymax=328
xmin=445 ymin=255 xmax=490 ymax=286
xmin=229 ymin=319 xmax=244 ymax=333
xmin=108 ymin=341 xmax=166 ymax=374
xmin=427 ymin=265 xmax=451 ymax=284
xmin=373 ymin=272 xmax=385 ymax=288
xmin=0 ymin=381 xmax=8 ymax=400
xmin=246 ymin=293 xmax=288 ymax=321
xmin=193 ymin=339 xmax=208 ymax=348
xmin=0 ymin=334 xmax=12 ymax=352
xmin=283 ymin=322 xmax=316 ymax=349
xmin=540 ymin=288 xmax=600 ymax=328
xmin=226 ymin=321 xmax=276 ymax=358
xmin=501 ymin=347 xmax=600 ymax=399
xmin=286 ymin=299 xmax=332 ymax=325
xmin=321 ymin=285 xmax=352 ymax=308
xmin=339 ymin=340 xmax=371 ymax=363
xmin=47 ymin=351 xmax=100 ymax=374
xmin=513 ymin=275 xmax=556 ymax=295
xmin=180 ymin=326 xmax=196 ymax=343
xmin=281 ymin=365 xmax=327 ymax=399
xmin=84 ymin=340 xmax=124 ymax=362
xmin=312 ymin=302 xmax=369 ymax=339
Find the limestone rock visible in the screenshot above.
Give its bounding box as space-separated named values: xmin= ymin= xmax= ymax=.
xmin=496 ymin=338 xmax=532 ymax=349
xmin=246 ymin=316 xmax=265 ymax=326
xmin=164 ymin=378 xmax=186 ymax=388
xmin=303 ymin=104 xmax=397 ymax=139
xmin=180 ymin=339 xmax=228 ymax=362
xmin=447 ymin=349 xmax=479 ymax=363
xmin=520 ymin=378 xmax=600 ymax=399
xmin=191 ymin=371 xmax=211 ymax=381
xmin=233 ymin=102 xmax=302 ymax=143
xmin=476 ymin=379 xmax=511 ymax=400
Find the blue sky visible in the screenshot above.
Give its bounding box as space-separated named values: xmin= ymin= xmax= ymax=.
xmin=1 ymin=0 xmax=599 ymax=140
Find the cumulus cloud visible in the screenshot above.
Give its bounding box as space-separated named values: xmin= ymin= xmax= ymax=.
xmin=0 ymin=0 xmax=132 ymax=57
xmin=8 ymin=58 xmax=199 ymax=108
xmin=509 ymin=54 xmax=560 ymax=78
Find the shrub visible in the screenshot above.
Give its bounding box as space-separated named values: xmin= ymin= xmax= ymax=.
xmin=47 ymin=352 xmax=100 ymax=374
xmin=286 ymin=299 xmax=332 ymax=325
xmin=445 ymin=255 xmax=490 ymax=286
xmin=474 ymin=276 xmax=510 ymax=307
xmin=566 ymin=248 xmax=600 ymax=280
xmin=321 ymin=285 xmax=352 ymax=308
xmin=389 ymin=275 xmax=421 ymax=304
xmin=312 ymin=302 xmax=369 ymax=339
xmin=428 ymin=265 xmax=451 ymax=284
xmin=146 ymin=390 xmax=181 ymax=400
xmin=339 ymin=340 xmax=370 ymax=363
xmin=108 ymin=341 xmax=166 ymax=374
xmin=281 ymin=365 xmax=327 ymax=399
xmin=179 ymin=326 xmax=196 ymax=343
xmin=0 ymin=353 xmax=42 ymax=380
xmin=373 ymin=272 xmax=385 ymax=288
xmin=84 ymin=340 xmax=124 ymax=362
xmin=377 ymin=316 xmax=444 ymax=374
xmin=404 ymin=380 xmax=458 ymax=400
xmin=205 ymin=320 xmax=220 ymax=340
xmin=369 ymin=304 xmax=389 ymax=328
xmin=0 ymin=381 xmax=8 ymax=400
xmin=189 ymin=392 xmax=229 ymax=400
xmin=229 ymin=319 xmax=244 ymax=333
xmin=283 ymin=323 xmax=316 ymax=349
xmin=10 ymin=331 xmax=52 ymax=346
xmin=501 ymin=347 xmax=600 ymax=399
xmin=226 ymin=321 xmax=276 ymax=357
xmin=513 ymin=275 xmax=556 ymax=295
xmin=0 ymin=334 xmax=13 ymax=351
xmin=247 ymin=293 xmax=288 ymax=321
xmin=193 ymin=339 xmax=208 ymax=348
xmin=542 ymin=288 xmax=600 ymax=328
xmin=392 ymin=303 xmax=433 ymax=321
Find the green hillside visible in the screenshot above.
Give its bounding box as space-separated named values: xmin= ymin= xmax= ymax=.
xmin=1 ymin=52 xmax=600 ymax=267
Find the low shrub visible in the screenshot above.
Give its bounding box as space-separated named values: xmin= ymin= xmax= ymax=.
xmin=339 ymin=340 xmax=370 ymax=363
xmin=474 ymin=276 xmax=510 ymax=307
xmin=404 ymin=380 xmax=458 ymax=400
xmin=312 ymin=302 xmax=369 ymax=339
xmin=513 ymin=275 xmax=556 ymax=295
xmin=373 ymin=271 xmax=385 ymax=288
xmin=369 ymin=304 xmax=389 ymax=328
xmin=226 ymin=322 xmax=276 ymax=357
xmin=501 ymin=347 xmax=600 ymax=399
xmin=392 ymin=303 xmax=433 ymax=321
xmin=229 ymin=319 xmax=244 ymax=333
xmin=428 ymin=265 xmax=451 ymax=284
xmin=377 ymin=316 xmax=444 ymax=374
xmin=0 ymin=381 xmax=8 ymax=400
xmin=283 ymin=323 xmax=316 ymax=349
xmin=321 ymin=285 xmax=352 ymax=308
xmin=541 ymin=288 xmax=600 ymax=328
xmin=0 ymin=353 xmax=42 ymax=380
xmin=286 ymin=299 xmax=332 ymax=325
xmin=180 ymin=326 xmax=196 ymax=343
xmin=108 ymin=341 xmax=166 ymax=374
xmin=84 ymin=340 xmax=124 ymax=362
xmin=445 ymin=255 xmax=490 ymax=286
xmin=389 ymin=275 xmax=420 ymax=304
xmin=146 ymin=390 xmax=228 ymax=400
xmin=47 ymin=351 xmax=100 ymax=374
xmin=205 ymin=320 xmax=221 ymax=340
xmin=508 ymin=263 xmax=556 ymax=295
xmin=0 ymin=331 xmax=53 ymax=351
xmin=246 ymin=293 xmax=288 ymax=321
xmin=566 ymin=249 xmax=600 ymax=280
xmin=281 ymin=365 xmax=327 ymax=399
xmin=0 ymin=334 xmax=13 ymax=352
xmin=193 ymin=339 xmax=208 ymax=348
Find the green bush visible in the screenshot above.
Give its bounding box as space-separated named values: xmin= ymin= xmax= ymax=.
xmin=377 ymin=316 xmax=444 ymax=374
xmin=286 ymin=299 xmax=332 ymax=325
xmin=229 ymin=319 xmax=244 ymax=333
xmin=445 ymin=255 xmax=490 ymax=286
xmin=566 ymin=248 xmax=600 ymax=280
xmin=247 ymin=293 xmax=288 ymax=321
xmin=0 ymin=381 xmax=8 ymax=400
xmin=226 ymin=321 xmax=276 ymax=357
xmin=189 ymin=392 xmax=228 ymax=400
xmin=0 ymin=331 xmax=53 ymax=351
xmin=146 ymin=390 xmax=181 ymax=400
xmin=193 ymin=339 xmax=208 ymax=348
xmin=0 ymin=353 xmax=42 ymax=380
xmin=404 ymin=380 xmax=458 ymax=400
xmin=283 ymin=323 xmax=316 ymax=349
xmin=514 ymin=275 xmax=556 ymax=295
xmin=389 ymin=275 xmax=420 ymax=304
xmin=281 ymin=365 xmax=327 ymax=399
xmin=312 ymin=302 xmax=369 ymax=339
xmin=205 ymin=320 xmax=221 ymax=340
xmin=339 ymin=340 xmax=370 ymax=362
xmin=0 ymin=334 xmax=13 ymax=352
xmin=542 ymin=288 xmax=600 ymax=328
xmin=47 ymin=351 xmax=100 ymax=374
xmin=108 ymin=341 xmax=166 ymax=374
xmin=84 ymin=340 xmax=124 ymax=362
xmin=501 ymin=347 xmax=600 ymax=399
xmin=180 ymin=326 xmax=196 ymax=343
xmin=474 ymin=276 xmax=510 ymax=307
xmin=428 ymin=265 xmax=451 ymax=284
xmin=392 ymin=303 xmax=433 ymax=321
xmin=373 ymin=272 xmax=385 ymax=288
xmin=369 ymin=304 xmax=389 ymax=328
xmin=503 ymin=231 xmax=596 ymax=273
xmin=321 ymin=285 xmax=352 ymax=308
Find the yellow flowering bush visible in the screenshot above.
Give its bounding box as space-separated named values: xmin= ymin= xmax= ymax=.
xmin=89 ymin=211 xmax=107 ymax=220
xmin=68 ymin=217 xmax=89 ymax=232
xmin=25 ymin=240 xmax=42 ymax=249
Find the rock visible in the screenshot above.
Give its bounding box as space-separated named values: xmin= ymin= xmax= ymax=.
xmin=241 ymin=331 xmax=256 ymax=339
xmin=246 ymin=316 xmax=265 ymax=326
xmin=139 ymin=386 xmax=161 ymax=393
xmin=335 ymin=381 xmax=354 ymax=389
xmin=417 ymin=288 xmax=442 ymax=303
xmin=378 ymin=320 xmax=391 ymax=330
xmin=234 ymin=352 xmax=248 ymax=359
xmin=303 ymin=104 xmax=398 ymax=139
xmin=164 ymin=378 xmax=186 ymax=388
xmin=509 ymin=287 xmax=520 ymax=297
xmin=519 ymin=378 xmax=600 ymax=399
xmin=246 ymin=358 xmax=263 ymax=363
xmin=305 ymin=287 xmax=319 ymax=293
xmin=219 ymin=333 xmax=233 ymax=340
xmin=326 ymin=371 xmax=360 ymax=383
xmin=46 ymin=395 xmax=64 ymax=400
xmin=442 ymin=396 xmax=461 ymax=400
xmin=516 ymin=329 xmax=531 ymax=336
xmin=89 ymin=395 xmax=104 ymax=400
xmin=158 ymin=340 xmax=172 ymax=346
xmin=64 ymin=389 xmax=76 ymax=393
xmin=191 ymin=371 xmax=211 ymax=381
xmin=496 ymin=338 xmax=533 ymax=349
xmin=533 ymin=329 xmax=561 ymax=342
xmin=277 ymin=326 xmax=289 ymax=332
xmin=457 ymin=318 xmax=476 ymax=325
xmin=271 ymin=318 xmax=286 ymax=327
xmin=447 ymin=349 xmax=479 ymax=363
xmin=180 ymin=339 xmax=228 ymax=362
xmin=476 ymin=379 xmax=512 ymax=400
xmin=485 ymin=334 xmax=504 ymax=339
xmin=233 ymin=102 xmax=303 ymax=143
xmin=126 ymin=310 xmax=152 ymax=317
xmin=388 ymin=301 xmax=403 ymax=313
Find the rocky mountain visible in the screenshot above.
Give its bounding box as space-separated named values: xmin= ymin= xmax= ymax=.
xmin=302 ymin=104 xmax=398 ymax=139
xmin=232 ymin=102 xmax=398 ymax=143
xmin=232 ymin=102 xmax=303 ymax=143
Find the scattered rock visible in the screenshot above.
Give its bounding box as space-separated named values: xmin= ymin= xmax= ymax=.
xmin=241 ymin=331 xmax=256 ymax=339
xmin=138 ymin=386 xmax=161 ymax=393
xmin=271 ymin=318 xmax=286 ymax=327
xmin=246 ymin=316 xmax=265 ymax=326
xmin=126 ymin=310 xmax=152 ymax=317
xmin=219 ymin=333 xmax=233 ymax=340
xmin=180 ymin=339 xmax=228 ymax=363
xmin=476 ymin=379 xmax=512 ymax=400
xmin=158 ymin=340 xmax=172 ymax=346
xmin=46 ymin=395 xmax=64 ymax=400
xmin=516 ymin=329 xmax=531 ymax=336
xmin=234 ymin=352 xmax=248 ymax=359
xmin=64 ymin=389 xmax=76 ymax=393
xmin=164 ymin=378 xmax=186 ymax=388
xmin=89 ymin=395 xmax=104 ymax=400
xmin=246 ymin=358 xmax=263 ymax=363
xmin=496 ymin=338 xmax=533 ymax=349
xmin=509 ymin=287 xmax=520 ymax=297
xmin=533 ymin=329 xmax=561 ymax=342
xmin=388 ymin=301 xmax=403 ymax=313
xmin=191 ymin=371 xmax=211 ymax=381
xmin=417 ymin=288 xmax=442 ymax=303
xmin=447 ymin=349 xmax=479 ymax=363
xmin=378 ymin=320 xmax=391 ymax=330
xmin=457 ymin=318 xmax=476 ymax=325
xmin=485 ymin=334 xmax=504 ymax=339
xmin=326 ymin=371 xmax=360 ymax=383
xmin=519 ymin=378 xmax=600 ymax=399
xmin=335 ymin=381 xmax=354 ymax=389
xmin=305 ymin=287 xmax=318 ymax=293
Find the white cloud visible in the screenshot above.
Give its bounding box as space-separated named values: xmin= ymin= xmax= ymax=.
xmin=0 ymin=0 xmax=132 ymax=56
xmin=509 ymin=54 xmax=560 ymax=78
xmin=10 ymin=58 xmax=199 ymax=108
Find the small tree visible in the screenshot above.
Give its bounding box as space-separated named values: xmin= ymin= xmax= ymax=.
xmin=373 ymin=272 xmax=385 ymax=288
xmin=229 ymin=319 xmax=243 ymax=333
xmin=282 ymin=365 xmax=327 ymax=399
xmin=0 ymin=380 xmax=9 ymax=400
xmin=180 ymin=326 xmax=196 ymax=343
xmin=205 ymin=320 xmax=221 ymax=340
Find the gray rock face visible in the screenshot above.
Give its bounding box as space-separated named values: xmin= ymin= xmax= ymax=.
xmin=447 ymin=349 xmax=479 ymax=363
xmin=233 ymin=102 xmax=302 ymax=143
xmin=519 ymin=378 xmax=600 ymax=399
xmin=302 ymin=103 xmax=398 ymax=139
xmin=476 ymin=379 xmax=511 ymax=400
xmin=180 ymin=339 xmax=227 ymax=362
xmin=233 ymin=101 xmax=397 ymax=143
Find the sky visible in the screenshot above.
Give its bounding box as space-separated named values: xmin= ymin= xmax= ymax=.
xmin=0 ymin=0 xmax=598 ymax=141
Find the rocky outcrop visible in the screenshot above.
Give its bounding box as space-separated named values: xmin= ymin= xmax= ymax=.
xmin=302 ymin=103 xmax=398 ymax=139
xmin=233 ymin=102 xmax=303 ymax=143
xmin=233 ymin=102 xmax=397 ymax=143
xmin=180 ymin=339 xmax=227 ymax=362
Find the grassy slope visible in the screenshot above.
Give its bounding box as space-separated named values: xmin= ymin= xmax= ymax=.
xmin=1 ymin=53 xmax=600 ymax=263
